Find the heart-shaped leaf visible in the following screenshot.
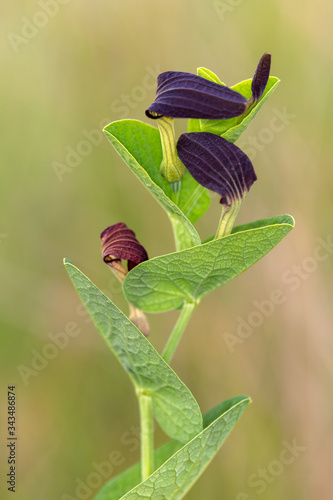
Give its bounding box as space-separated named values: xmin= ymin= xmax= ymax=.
xmin=64 ymin=260 xmax=202 ymax=443
xmin=104 ymin=120 xmax=210 ymax=248
xmin=123 ymin=215 xmax=294 ymax=312
xmin=93 ymin=395 xmax=249 ymax=500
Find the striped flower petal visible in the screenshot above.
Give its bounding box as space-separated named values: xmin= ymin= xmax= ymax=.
xmin=101 ymin=223 xmax=148 ymax=272
xmin=101 ymin=223 xmax=150 ymax=336
xmin=251 ymin=52 xmax=271 ymax=102
xmin=146 ymin=71 xmax=248 ymax=120
xmin=177 ymin=132 xmax=257 ymax=205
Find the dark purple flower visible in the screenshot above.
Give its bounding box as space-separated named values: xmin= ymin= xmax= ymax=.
xmin=146 ymin=71 xmax=248 ymax=120
xmin=250 ymin=52 xmax=271 ymax=103
xmin=101 ymin=223 xmax=150 ymax=336
xmin=101 ymin=223 xmax=148 ymax=273
xmin=177 ymin=132 xmax=257 ymax=206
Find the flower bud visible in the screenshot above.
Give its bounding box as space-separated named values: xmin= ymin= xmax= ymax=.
xmin=101 ymin=223 xmax=150 ymax=336
xmin=250 ymin=52 xmax=271 ymax=104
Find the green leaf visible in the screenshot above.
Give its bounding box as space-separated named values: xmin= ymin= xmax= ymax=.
xmin=188 ymin=71 xmax=279 ymax=142
xmin=175 ymin=174 xmax=210 ymax=224
xmin=94 ymin=395 xmax=249 ymax=500
xmin=222 ymin=77 xmax=280 ymax=142
xmin=203 ymin=214 xmax=294 ymax=243
xmin=64 ymin=260 xmax=202 ymax=443
xmin=94 ymin=441 xmax=182 ymax=500
xmin=197 ymin=67 xmax=225 ymax=85
xmin=119 ymin=395 xmax=250 ymax=500
xmin=104 ymin=120 xmax=210 ymax=248
xmin=124 ymin=215 xmax=295 ymax=312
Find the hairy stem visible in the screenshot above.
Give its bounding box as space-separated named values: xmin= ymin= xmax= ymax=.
xmin=138 ymin=394 xmax=154 ymax=481
xmin=162 ymin=302 xmax=196 ymax=363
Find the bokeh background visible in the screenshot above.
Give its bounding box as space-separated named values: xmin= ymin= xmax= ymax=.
xmin=1 ymin=1 xmax=332 ymax=499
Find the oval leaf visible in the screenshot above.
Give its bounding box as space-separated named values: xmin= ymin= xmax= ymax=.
xmin=117 ymin=396 xmax=251 ymax=500
xmin=94 ymin=395 xmax=249 ymax=500
xmin=104 ymin=120 xmax=210 ymax=248
xmin=64 ymin=260 xmax=202 ymax=443
xmin=124 ymin=215 xmax=295 ymax=312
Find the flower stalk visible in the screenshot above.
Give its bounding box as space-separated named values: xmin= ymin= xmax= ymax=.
xmin=155 ymin=115 xmax=186 ymax=190
xmin=215 ymin=198 xmax=243 ymax=239
xmin=162 ymin=302 xmax=196 ymax=363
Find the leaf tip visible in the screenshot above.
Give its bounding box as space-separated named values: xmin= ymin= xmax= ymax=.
xmin=280 ymin=214 xmax=295 ymax=229
xmin=288 ymin=215 xmax=296 ymax=228
xmin=103 ymin=124 xmax=112 ymax=134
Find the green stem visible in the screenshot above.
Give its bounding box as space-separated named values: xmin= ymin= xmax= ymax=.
xmin=215 ymin=199 xmax=242 ymax=239
xmin=170 ymin=186 xmax=180 ymax=205
xmin=138 ymin=394 xmax=154 ymax=481
xmin=169 ymin=215 xmax=196 ymax=251
xmin=156 ymin=116 xmax=187 ymax=184
xmin=162 ymin=302 xmax=196 ymax=363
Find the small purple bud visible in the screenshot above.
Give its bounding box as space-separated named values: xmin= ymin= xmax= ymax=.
xmin=251 ymin=53 xmax=271 ymax=102
xmin=101 ymin=223 xmax=150 ymax=336
xmin=101 ymin=223 xmax=148 ymax=273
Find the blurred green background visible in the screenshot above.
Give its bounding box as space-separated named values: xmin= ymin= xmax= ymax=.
xmin=1 ymin=0 xmax=332 ymax=499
